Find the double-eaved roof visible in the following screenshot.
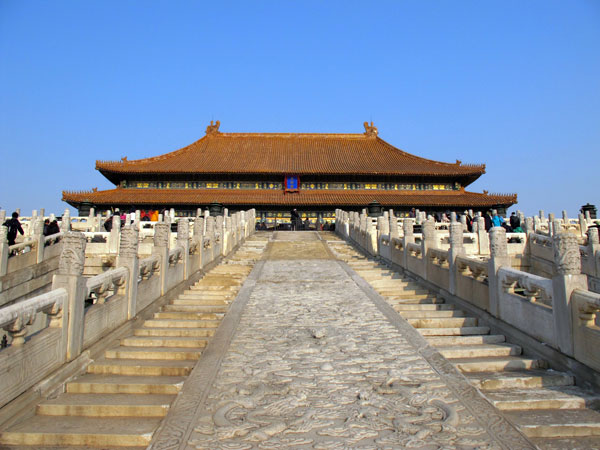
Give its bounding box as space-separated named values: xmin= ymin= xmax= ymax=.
xmin=95 ymin=122 xmax=486 ymax=184
xmin=64 ymin=122 xmax=516 ymax=210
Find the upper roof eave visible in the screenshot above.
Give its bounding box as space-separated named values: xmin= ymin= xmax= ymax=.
xmin=95 ymin=126 xmax=486 ymax=181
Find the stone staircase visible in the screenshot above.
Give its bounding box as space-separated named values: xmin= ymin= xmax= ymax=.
xmin=329 ymin=240 xmax=600 ymax=450
xmin=0 ymin=234 xmax=269 ymax=449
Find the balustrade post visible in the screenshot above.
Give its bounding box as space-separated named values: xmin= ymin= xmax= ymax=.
xmin=153 ymin=223 xmax=170 ymax=295
xmin=176 ymin=218 xmax=190 ymax=279
xmin=579 ymin=213 xmax=588 ymax=237
xmin=108 ymin=215 xmax=121 ymax=253
xmin=552 ymin=219 xmax=562 ymax=236
xmin=476 ymin=216 xmax=489 ymax=255
xmin=60 ymin=209 xmax=71 ymax=232
xmin=523 ymin=216 xmax=534 ymax=234
xmin=448 ymin=222 xmax=464 ymax=295
xmin=117 ymin=227 xmax=139 ymax=319
xmin=33 ymin=217 xmax=45 ymax=263
xmin=389 ymin=213 xmax=399 ymax=238
xmin=0 ymin=226 xmax=8 ymax=276
xmin=552 ymin=233 xmax=587 ymax=356
xmin=192 ymin=216 xmax=204 ymax=269
xmin=51 ymin=232 xmax=87 ymax=361
xmin=366 ymin=216 xmax=377 ymax=256
xmin=533 ymin=216 xmax=541 ymax=233
xmin=488 ymin=227 xmax=510 ymax=317
xmin=587 ymin=228 xmax=600 ymax=278
xmin=422 ymin=218 xmax=436 ymax=279
xmin=377 ymin=216 xmax=389 ymax=239
xmin=0 ymin=210 xmax=5 ymax=226
xmin=205 ymin=216 xmax=216 ymax=262
xmin=401 ymin=218 xmax=414 ymax=269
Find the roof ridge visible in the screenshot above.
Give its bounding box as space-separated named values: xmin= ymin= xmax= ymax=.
xmin=217 ymin=132 xmax=369 ymax=138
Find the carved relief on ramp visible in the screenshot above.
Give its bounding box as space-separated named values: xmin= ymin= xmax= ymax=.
xmin=174 ymin=260 xmax=529 ymax=449
xmin=266 ymin=232 xmax=332 ymax=260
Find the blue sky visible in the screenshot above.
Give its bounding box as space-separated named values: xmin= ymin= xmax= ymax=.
xmin=1 ymin=1 xmax=599 ymax=217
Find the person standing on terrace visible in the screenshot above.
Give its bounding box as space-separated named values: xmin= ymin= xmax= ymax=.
xmin=3 ymin=212 xmax=24 ymax=246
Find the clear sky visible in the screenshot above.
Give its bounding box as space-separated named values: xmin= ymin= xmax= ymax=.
xmin=1 ymin=1 xmax=599 ymax=218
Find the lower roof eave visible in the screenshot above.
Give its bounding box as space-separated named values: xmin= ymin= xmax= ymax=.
xmin=63 ymin=188 xmax=517 ymax=210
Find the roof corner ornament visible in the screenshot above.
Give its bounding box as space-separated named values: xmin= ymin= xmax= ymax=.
xmin=456 ymin=159 xmax=462 ymax=165
xmin=121 ymin=156 xmax=128 ymax=162
xmin=363 ymin=121 xmax=378 ymax=137
xmin=483 ymin=190 xmax=489 ymax=195
xmin=206 ymin=120 xmax=221 ymax=135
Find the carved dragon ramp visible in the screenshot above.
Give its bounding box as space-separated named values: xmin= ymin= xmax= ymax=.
xmin=151 ymin=231 xmax=533 ymax=449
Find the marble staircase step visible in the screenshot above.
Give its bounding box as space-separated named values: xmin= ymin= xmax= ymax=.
xmin=465 ymin=370 xmax=575 ymax=390
xmin=504 ymin=408 xmax=600 ymax=438
xmin=36 ymin=393 xmax=175 ymax=417
xmin=143 ymin=319 xmax=220 ymax=328
xmin=530 ymin=435 xmax=600 ymax=449
xmin=66 ymin=374 xmax=185 ymax=395
xmin=394 ymin=304 xmax=455 ymax=311
xmin=407 ymin=317 xmax=478 ymax=328
xmin=162 ymin=304 xmax=228 ymax=313
xmin=448 ymin=356 xmax=547 ymax=373
xmin=134 ymin=327 xmax=215 ymax=338
xmin=121 ymin=335 xmax=209 ymax=348
xmin=417 ymin=326 xmax=491 ymax=336
xmin=437 ymin=343 xmax=522 ymax=359
xmin=0 ymin=416 xmax=161 ymax=447
xmin=153 ymin=311 xmax=223 ymax=320
xmin=397 ymin=310 xmax=466 ymax=319
xmin=87 ymin=358 xmax=195 ymax=376
xmin=425 ymin=334 xmax=506 ymax=346
xmin=172 ymin=297 xmax=231 ymax=306
xmin=189 ymin=284 xmax=238 ymax=291
xmin=388 ymin=297 xmax=444 ymax=304
xmin=483 ymin=386 xmax=600 ymax=410
xmin=105 ymin=346 xmax=202 ymax=361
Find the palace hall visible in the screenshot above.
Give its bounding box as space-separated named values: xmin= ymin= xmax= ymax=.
xmin=62 ymin=121 xmax=516 ymax=225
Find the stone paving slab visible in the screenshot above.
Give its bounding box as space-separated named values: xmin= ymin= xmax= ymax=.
xmin=150 ymin=235 xmax=534 ymax=449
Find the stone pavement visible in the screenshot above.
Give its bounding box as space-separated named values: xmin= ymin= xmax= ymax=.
xmin=150 ymin=232 xmax=534 ymax=449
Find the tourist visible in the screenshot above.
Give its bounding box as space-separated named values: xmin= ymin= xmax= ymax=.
xmin=304 ymin=217 xmax=311 ymax=230
xmin=3 ymin=212 xmax=24 ymax=246
xmin=484 ymin=210 xmax=493 ymax=231
xmin=150 ymin=210 xmax=159 ymax=222
xmin=509 ymin=212 xmax=520 ymax=230
xmin=43 ymin=219 xmax=51 ymax=236
xmin=492 ymin=210 xmax=504 ymax=228
xmin=47 ymin=220 xmax=60 ymax=235
xmin=104 ymin=215 xmax=114 ymax=232
xmin=290 ymin=209 xmax=300 ymax=231
xmin=409 ymin=208 xmax=416 ymax=218
xmin=464 ymin=210 xmax=473 ymax=232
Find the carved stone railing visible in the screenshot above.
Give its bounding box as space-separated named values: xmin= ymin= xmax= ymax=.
xmin=498 ymin=267 xmax=553 ymax=307
xmin=571 ymin=289 xmax=600 ymax=372
xmin=86 ymin=267 xmax=128 ymax=304
xmin=168 ymin=247 xmax=184 ymax=266
xmin=335 ymin=208 xmax=598 ymax=372
xmin=456 ymin=255 xmax=488 ymax=281
xmin=0 ymin=208 xmax=257 ymax=411
xmin=429 ymin=248 xmax=449 ymax=268
xmin=406 ymin=242 xmax=422 ymax=257
xmin=139 ymin=254 xmax=160 ymax=280
xmin=0 ymin=288 xmax=66 ymax=346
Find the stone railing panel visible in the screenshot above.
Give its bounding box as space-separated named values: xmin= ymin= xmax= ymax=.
xmin=571 ymin=289 xmax=600 ymax=372
xmin=497 ymin=267 xmax=555 ymax=346
xmin=0 ymin=288 xmax=67 ymax=408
